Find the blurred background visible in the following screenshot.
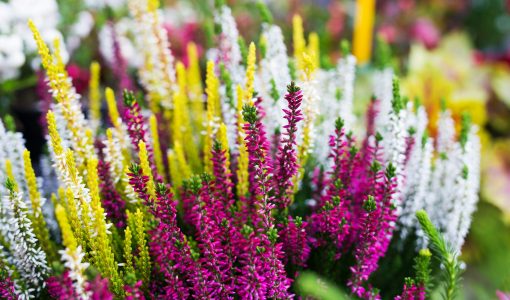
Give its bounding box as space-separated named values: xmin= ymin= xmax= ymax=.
xmin=0 ymin=0 xmax=509 ymax=298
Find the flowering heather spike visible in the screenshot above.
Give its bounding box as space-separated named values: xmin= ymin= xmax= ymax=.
xmin=242 ymin=103 xmax=274 ymax=228
xmin=138 ymin=140 xmax=156 ymax=201
xmin=1 ymin=180 xmax=49 ymax=298
xmin=0 ymin=276 xmax=17 ymax=300
xmin=293 ymin=15 xmax=306 ymax=71
xmin=54 ymin=205 xmax=89 ymax=300
xmin=149 ymin=182 xmax=196 ymax=298
xmin=128 ymin=0 xmax=176 ymax=111
xmin=214 ymin=4 xmax=244 ymax=85
xmin=97 ymin=159 xmax=126 ymax=228
xmin=395 ymin=278 xmax=424 ymax=300
xmin=124 ymin=280 xmax=145 ymax=300
xmin=30 ymin=21 xmax=96 ymax=169
xmin=89 ymin=61 xmax=101 ymax=133
xmin=23 ymin=150 xmax=57 ymax=262
xmin=86 ymin=158 xmax=123 ymax=297
xmin=149 ymin=115 xmax=165 ymax=177
xmin=308 ymin=32 xmax=320 ymax=70
xmin=275 ymin=81 xmax=303 ymax=208
xmin=279 ymin=216 xmax=311 ymax=268
xmin=244 ymin=42 xmax=256 ymax=103
xmin=133 ymin=209 xmax=151 ymax=290
xmin=47 ymin=271 xmax=80 ymax=300
xmin=86 ymin=275 xmax=114 ymax=300
xmin=123 ymin=90 xmax=154 ymax=167
xmin=211 ymin=140 xmax=234 ymax=212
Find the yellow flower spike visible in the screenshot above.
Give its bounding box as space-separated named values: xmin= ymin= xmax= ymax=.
xmin=302 ymin=52 xmax=317 ymax=81
xmin=204 ymin=60 xmax=220 ymax=174
xmin=186 ymin=42 xmax=205 ymax=142
xmin=134 ymin=209 xmax=151 ymax=289
xmin=176 ymin=61 xmax=187 ymax=94
xmin=294 ymin=125 xmax=311 ymax=194
xmin=53 ymin=38 xmax=65 ymax=73
xmin=353 ymin=0 xmax=375 ymax=64
xmin=64 ymin=188 xmax=85 ymax=250
xmin=28 ymin=20 xmax=53 ymax=71
xmin=89 ymin=61 xmax=101 ymax=132
xmin=244 ymin=42 xmax=256 ymax=104
xmin=46 ymin=111 xmax=64 ymax=156
xmin=57 ymin=187 xmax=65 ymax=208
xmin=218 ymin=122 xmax=230 ymax=171
xmin=50 ymin=193 xmax=59 ymax=208
xmin=308 ymin=32 xmax=320 ymax=70
xmin=203 ymin=110 xmax=214 ymax=174
xmin=147 ymin=0 xmax=159 ymax=12
xmin=23 ymin=150 xmax=39 ymax=206
xmin=65 ymin=149 xmax=78 ymax=186
xmin=186 ymin=42 xmax=203 ymax=96
xmin=86 ymin=157 xmax=100 ymax=208
xmin=23 ymin=150 xmax=57 ymax=262
xmin=123 ymin=225 xmax=135 ymax=276
xmin=88 ymin=158 xmax=123 ymax=295
xmin=138 ymin=140 xmax=156 ymax=200
xmin=105 ymin=87 xmax=121 ymax=128
xmin=174 ymin=141 xmax=191 ymax=179
xmin=206 ymin=60 xmax=220 ymax=119
xmin=293 ymin=15 xmax=306 ymax=71
xmin=236 ymin=84 xmax=244 ymax=122
xmin=55 ymin=204 xmax=77 ymax=252
xmin=4 ymin=160 xmax=17 ymax=192
xmin=175 ymin=62 xmax=200 ymax=170
xmin=235 ymin=85 xmax=249 ymax=198
xmin=149 ymin=115 xmax=165 ymax=177
xmin=167 ymin=149 xmax=182 ymax=189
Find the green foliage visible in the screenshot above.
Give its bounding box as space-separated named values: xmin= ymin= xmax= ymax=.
xmin=256 ymin=1 xmax=273 ymax=24
xmin=238 ymin=36 xmax=248 ymax=67
xmin=414 ymin=248 xmax=432 ymax=293
xmin=340 ymin=39 xmax=350 ymax=57
xmin=459 ymin=113 xmax=472 ymax=150
xmin=242 ymin=104 xmax=258 ymax=125
xmin=219 ymin=63 xmax=234 ymax=107
xmin=391 ymin=77 xmax=404 ymax=114
xmin=296 ymin=271 xmax=351 ymax=300
xmin=416 ymin=210 xmax=462 ymax=300
xmin=269 ymin=78 xmax=279 ymax=102
xmin=374 ymin=37 xmax=392 ymax=69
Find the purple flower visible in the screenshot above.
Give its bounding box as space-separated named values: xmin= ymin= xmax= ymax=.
xmin=47 ymin=271 xmax=79 ymax=300
xmin=0 ymin=276 xmax=17 ymax=300
xmin=122 ymin=91 xmax=158 ymax=177
xmin=274 ymin=82 xmax=303 ymax=210
xmin=87 ymin=275 xmax=114 ymax=300
xmin=279 ymin=216 xmax=310 ymax=269
xmin=98 ymin=159 xmax=126 ymax=228
xmin=394 ymin=279 xmax=425 ymax=300
xmin=242 ymin=101 xmax=274 ymax=229
xmin=309 ymin=118 xmax=351 ymax=252
xmin=125 ymin=280 xmax=146 ymax=300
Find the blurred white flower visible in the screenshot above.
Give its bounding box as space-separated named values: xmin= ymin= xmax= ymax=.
xmin=0 ymin=0 xmax=65 ymax=81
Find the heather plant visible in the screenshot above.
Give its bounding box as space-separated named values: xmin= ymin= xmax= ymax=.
xmin=0 ymin=1 xmax=482 ymax=299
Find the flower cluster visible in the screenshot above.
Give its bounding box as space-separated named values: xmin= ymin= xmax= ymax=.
xmin=0 ymin=1 xmax=481 ymax=299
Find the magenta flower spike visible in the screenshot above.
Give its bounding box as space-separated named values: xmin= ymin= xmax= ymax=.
xmin=98 ymin=159 xmax=126 ymax=228
xmin=274 ymin=81 xmax=303 ymax=209
xmin=47 ymin=271 xmax=80 ymax=300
